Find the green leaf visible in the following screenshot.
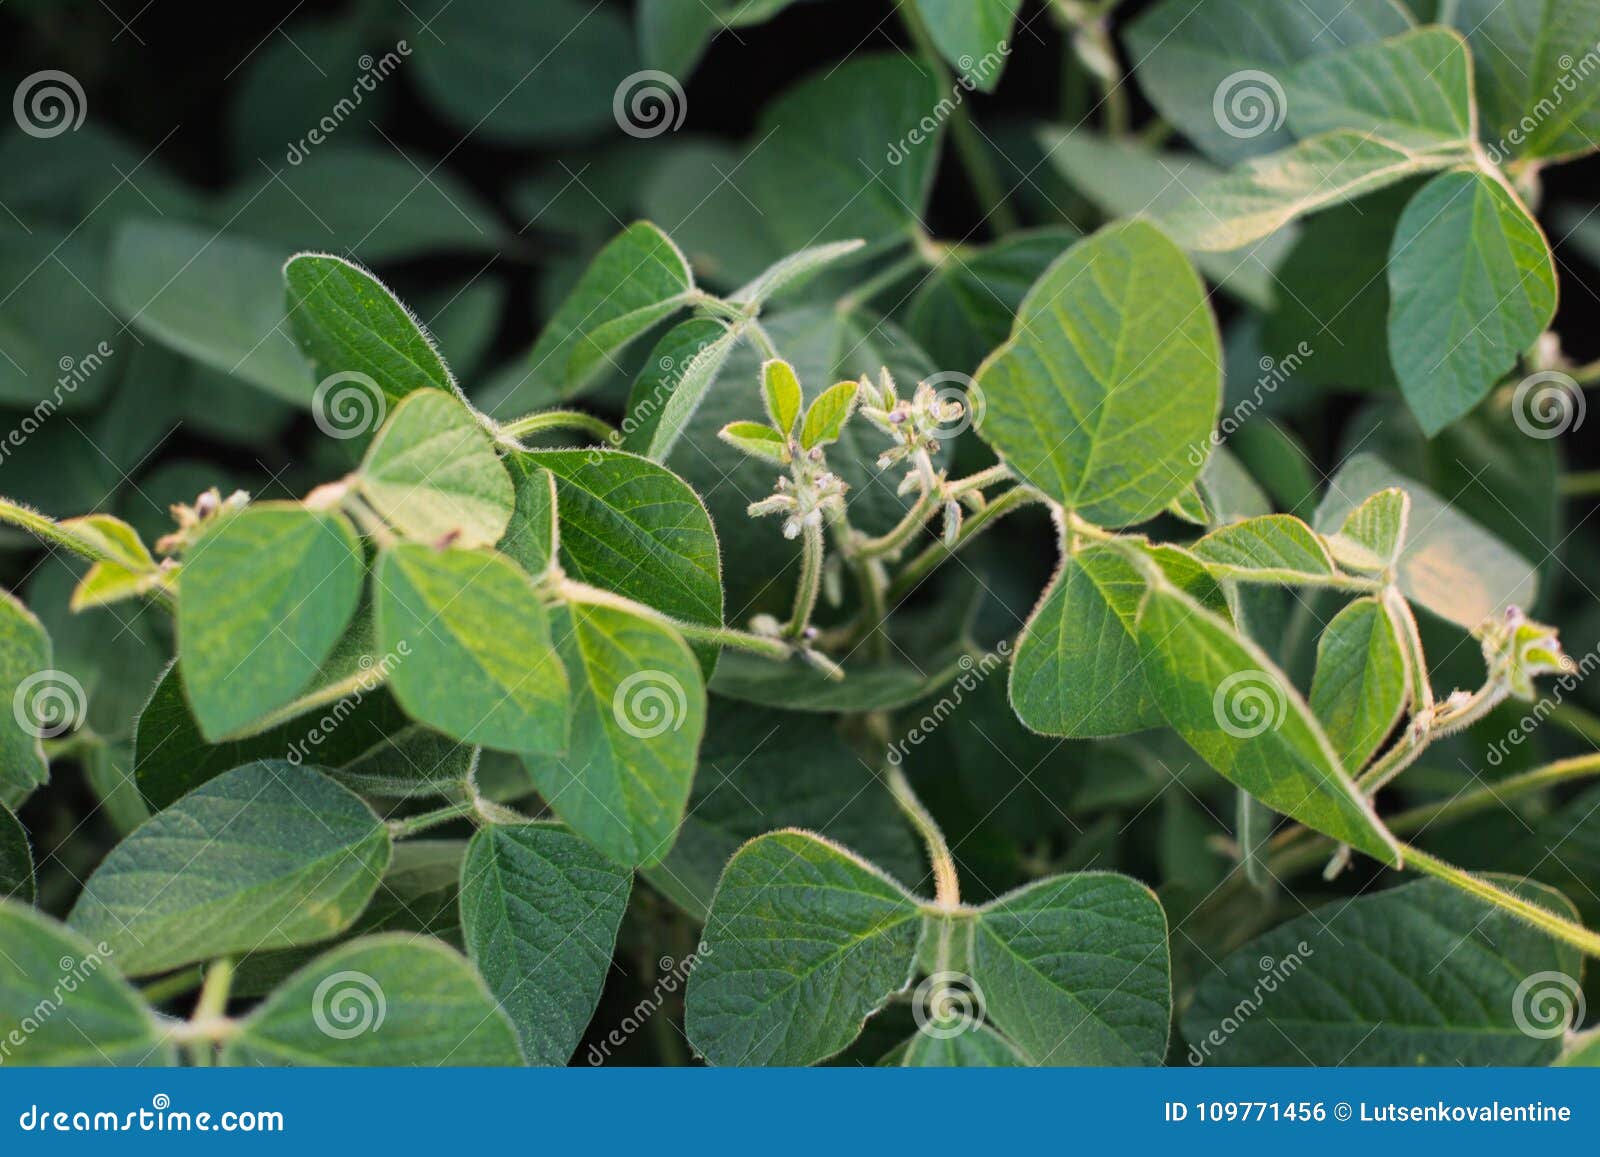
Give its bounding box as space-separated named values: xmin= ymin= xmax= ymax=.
xmin=712 ymin=639 xmax=978 ymax=714
xmin=284 ymin=254 xmax=459 ymax=431
xmin=686 ymin=831 xmax=922 ymax=1066
xmin=374 ymin=545 xmax=569 ymax=755
xmin=1 ymin=805 xmax=35 ymax=904
xmin=1124 ymin=0 xmax=1413 ymax=165
xmin=523 ymin=449 xmax=724 ymax=676
xmin=460 ymin=823 xmax=633 ymax=1065
xmin=1184 ymin=878 xmax=1583 ymax=1065
xmin=718 ymin=421 xmax=788 ymax=464
xmin=527 ymin=599 xmax=706 ymax=869
xmin=762 ymin=358 xmax=803 ymax=437
xmin=913 ymin=0 xmax=1019 ymax=92
xmin=1192 ymin=514 xmax=1338 ymax=584
xmin=1387 ymin=169 xmax=1557 ymax=435
xmin=499 ymin=456 xmax=559 ymax=579
xmin=638 ymin=0 xmax=803 ymax=78
xmin=325 ymin=727 xmax=478 ymax=801
xmin=1011 ymin=542 xmax=1225 ymax=739
xmin=733 ymin=240 xmax=868 ymax=308
xmin=0 ymin=590 xmax=51 ymax=808
xmin=1447 ymin=0 xmax=1600 ymax=163
xmin=1314 ymin=454 xmax=1537 ymax=628
xmin=357 ymin=389 xmax=514 ymax=549
xmin=1283 ymin=28 xmax=1475 ymax=149
xmin=68 ymin=761 xmax=390 ymax=977
xmin=0 ymin=229 xmax=120 ymax=411
xmin=1136 ymin=583 xmax=1402 ymax=865
xmin=894 ymin=1024 xmax=1029 ymax=1066
xmin=511 ymin=223 xmax=695 ymax=408
xmin=799 ymin=379 xmax=859 ymax=450
xmin=973 ymin=873 xmax=1171 ymax=1065
xmin=0 ymin=902 xmax=173 ymax=1065
xmin=224 ymin=935 xmax=523 ymax=1066
xmin=108 ymin=220 xmax=312 ymax=404
xmin=1326 ymin=487 xmax=1409 ymax=572
xmin=1157 ymin=131 xmax=1460 ymax=252
xmin=628 ymin=319 xmax=742 ymax=462
xmin=975 ymin=220 xmax=1221 ymax=527
xmin=1309 ymin=596 xmax=1409 ymax=772
xmin=177 ymin=504 xmax=364 ymax=741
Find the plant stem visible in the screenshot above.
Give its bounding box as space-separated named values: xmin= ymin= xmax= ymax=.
xmin=216 ymin=662 xmax=388 ymax=742
xmin=1387 ymin=754 xmax=1600 ymax=834
xmin=838 ymin=248 xmax=927 ymax=313
xmin=946 ymin=463 xmax=1013 ymax=497
xmin=555 ymin=577 xmax=793 ymax=661
xmin=784 ymin=521 xmax=825 ymax=639
xmin=498 ymin=409 xmax=620 ymax=445
xmin=1560 ymin=471 xmax=1600 ymax=497
xmin=387 ymin=799 xmax=478 ymax=839
xmin=884 ymin=759 xmax=960 ymax=908
xmin=1403 ymin=844 xmax=1600 ymax=960
xmin=194 ymin=958 xmax=235 ymax=1023
xmin=1549 ymin=702 xmax=1600 ymax=745
xmin=140 ymin=966 xmax=204 ymax=1006
xmin=886 ymin=486 xmax=1043 ymax=605
xmin=854 ymin=488 xmax=940 ymax=560
xmin=0 ymin=497 xmax=175 ymax=609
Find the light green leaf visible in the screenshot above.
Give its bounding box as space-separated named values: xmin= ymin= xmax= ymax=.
xmin=894 ymin=1024 xmax=1029 ymax=1066
xmin=1 ymin=805 xmax=35 ymax=904
xmin=0 ymin=590 xmax=51 ymax=808
xmin=913 ymin=0 xmax=1019 ymax=92
xmin=526 ymin=599 xmax=705 ymax=869
xmin=1283 ymin=28 xmax=1476 ymax=149
xmin=1136 ymin=583 xmax=1402 ymax=865
xmin=685 ymin=830 xmax=922 ymax=1066
xmin=733 ymin=240 xmax=867 ymax=307
xmin=1314 ymin=454 xmax=1538 ymax=628
xmin=762 ymin=358 xmax=803 ymax=437
xmin=177 ymin=504 xmax=364 ymax=741
xmin=1184 ymin=878 xmax=1583 ymax=1065
xmin=1326 ymin=487 xmax=1409 ymax=572
xmin=374 ymin=544 xmax=569 ymax=755
xmin=974 ymin=873 xmax=1171 ymax=1065
xmin=630 ymin=320 xmax=742 ymax=462
xmin=224 ymin=935 xmax=523 ymax=1066
xmin=799 ymin=379 xmax=858 ymax=450
xmin=975 ymin=220 xmax=1221 ymax=527
xmin=68 ymin=761 xmax=390 ymax=976
xmin=108 ymin=220 xmax=312 ymax=404
xmin=1309 ymin=596 xmax=1409 ymax=772
xmin=1192 ymin=514 xmax=1338 ymax=584
xmin=460 ymin=823 xmax=633 ymax=1065
xmin=357 ymin=389 xmax=514 ymax=549
xmin=718 ymin=421 xmax=788 ymax=464
xmin=1388 ymin=169 xmax=1557 ymax=435
xmin=0 ymin=902 xmax=173 ymax=1065
xmin=1158 ymin=131 xmax=1461 ymax=252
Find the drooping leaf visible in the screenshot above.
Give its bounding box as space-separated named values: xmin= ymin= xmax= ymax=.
xmin=1136 ymin=582 xmax=1401 ymax=865
xmin=686 ymin=831 xmax=922 ymax=1066
xmin=0 ymin=590 xmax=53 ymax=807
xmin=973 ymin=873 xmax=1171 ymax=1065
xmin=374 ymin=544 xmax=569 ymax=755
xmin=499 ymin=456 xmax=560 ymax=579
xmin=732 ymin=240 xmax=868 ymax=308
xmin=460 ymin=823 xmax=633 ymax=1065
xmin=975 ymin=220 xmax=1221 ymax=528
xmin=177 ymin=504 xmax=364 ymax=741
xmin=1325 ymin=487 xmax=1409 ymax=573
xmin=1308 ymin=596 xmax=1409 ymax=772
xmin=0 ymin=902 xmax=173 ymax=1065
xmin=626 ymin=319 xmax=742 ymax=462
xmin=68 ymin=761 xmax=391 ymax=976
xmin=1387 ymin=169 xmax=1557 ymax=435
xmin=0 ymin=805 xmax=35 ymax=904
xmin=357 ymin=389 xmax=514 ymax=549
xmin=1184 ymin=878 xmax=1583 ymax=1065
xmin=526 ymin=599 xmax=705 ymax=869
xmin=224 ymin=935 xmax=523 ymax=1066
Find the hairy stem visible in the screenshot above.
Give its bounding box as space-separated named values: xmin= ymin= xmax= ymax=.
xmin=886 ymin=486 xmax=1044 ymax=605
xmin=883 ymin=756 xmax=960 ymax=908
xmin=498 ymin=409 xmax=620 ymax=445
xmin=387 ymin=799 xmax=478 ymax=839
xmin=784 ymin=521 xmax=826 ymax=639
xmin=1403 ymin=844 xmax=1600 ymax=960
xmin=556 ymin=577 xmax=793 ymax=661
